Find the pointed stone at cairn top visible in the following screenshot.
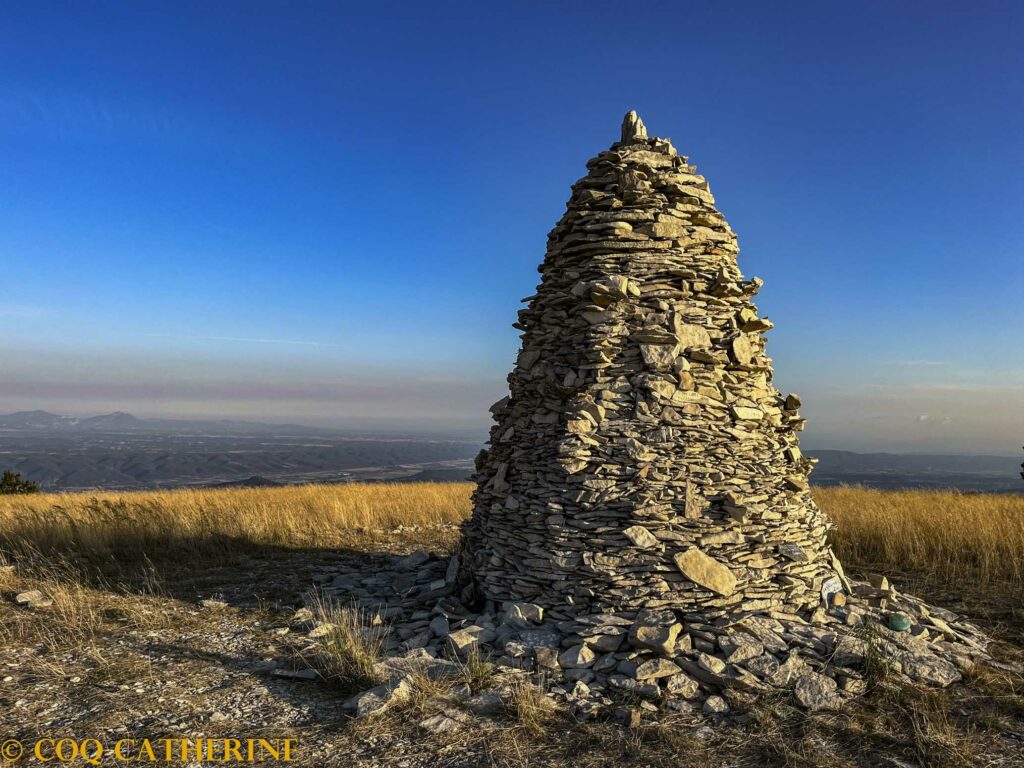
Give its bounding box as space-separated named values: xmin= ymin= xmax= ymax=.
xmin=620 ymin=110 xmax=647 ymax=144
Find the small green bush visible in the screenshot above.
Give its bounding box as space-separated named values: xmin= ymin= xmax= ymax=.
xmin=0 ymin=471 xmax=40 ymax=495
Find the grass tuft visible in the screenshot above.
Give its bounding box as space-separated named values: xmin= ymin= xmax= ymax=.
xmin=459 ymin=645 xmax=496 ymax=692
xmin=856 ymin=620 xmax=892 ymax=689
xmin=506 ymin=676 xmax=557 ymax=736
xmin=304 ymin=594 xmax=389 ymax=693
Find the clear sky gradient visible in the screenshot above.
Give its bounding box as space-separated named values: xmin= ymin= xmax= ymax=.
xmin=2 ymin=1 xmax=1022 ymax=453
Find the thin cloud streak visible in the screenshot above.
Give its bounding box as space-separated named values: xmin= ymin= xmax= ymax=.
xmin=865 ymin=382 xmax=1024 ymax=393
xmin=137 ymin=333 xmax=348 ymax=349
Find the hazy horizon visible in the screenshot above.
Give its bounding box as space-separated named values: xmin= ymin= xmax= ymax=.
xmin=1 ymin=396 xmax=1021 ymax=458
xmin=3 ymin=3 xmax=1022 ymax=456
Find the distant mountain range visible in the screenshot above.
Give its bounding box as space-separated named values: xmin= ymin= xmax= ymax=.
xmin=805 ymin=449 xmax=1022 ymax=493
xmin=0 ymin=411 xmax=481 ymax=491
xmin=0 ymin=409 xmax=338 ymax=436
xmin=0 ymin=411 xmax=1019 ymax=493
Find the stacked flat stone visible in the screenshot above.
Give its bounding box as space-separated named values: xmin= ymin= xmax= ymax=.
xmin=461 ymin=111 xmax=841 ymax=622
xmin=319 ymin=541 xmax=992 ymax=720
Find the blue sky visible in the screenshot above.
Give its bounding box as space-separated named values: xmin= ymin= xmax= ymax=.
xmin=2 ymin=1 xmax=1022 ymax=452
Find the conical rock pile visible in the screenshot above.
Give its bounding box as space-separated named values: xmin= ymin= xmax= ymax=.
xmin=462 ymin=111 xmax=839 ymax=619
xmin=313 ymin=114 xmax=994 ymax=723
xmin=440 ymin=112 xmax=989 ymax=712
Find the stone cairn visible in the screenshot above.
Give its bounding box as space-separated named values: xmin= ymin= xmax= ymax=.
xmin=462 ymin=110 xmax=837 ymax=618
xmin=330 ymin=112 xmax=991 ymax=722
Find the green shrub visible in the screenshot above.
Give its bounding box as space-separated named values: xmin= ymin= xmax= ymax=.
xmin=0 ymin=471 xmax=39 ymax=495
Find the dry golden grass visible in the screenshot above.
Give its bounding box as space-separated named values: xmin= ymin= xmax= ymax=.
xmin=1 ymin=482 xmax=1022 ymax=595
xmin=818 ymin=486 xmax=1024 ymax=591
xmin=0 ymin=482 xmax=472 ymax=560
xmin=0 ymin=556 xmax=181 ymax=694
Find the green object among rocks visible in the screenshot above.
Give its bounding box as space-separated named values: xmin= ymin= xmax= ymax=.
xmin=888 ymin=612 xmax=913 ymax=632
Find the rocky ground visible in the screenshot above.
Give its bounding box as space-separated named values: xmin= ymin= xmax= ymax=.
xmin=1 ymin=525 xmax=1022 ymax=767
